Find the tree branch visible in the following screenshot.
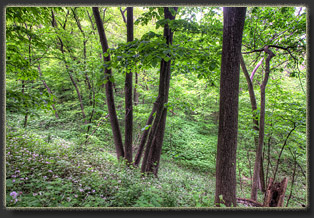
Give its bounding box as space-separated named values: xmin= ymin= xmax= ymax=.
xmin=119 ymin=7 xmax=127 ymax=24
xmin=250 ymin=57 xmax=264 ymax=81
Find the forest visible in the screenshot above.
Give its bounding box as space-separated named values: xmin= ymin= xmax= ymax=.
xmin=5 ymin=6 xmax=307 ymax=208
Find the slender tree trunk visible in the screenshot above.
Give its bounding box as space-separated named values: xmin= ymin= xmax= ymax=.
xmin=133 ymin=104 xmax=157 ymax=167
xmin=251 ymin=46 xmax=275 ymax=201
xmin=273 ymin=123 xmax=297 ymax=181
xmin=93 ymin=7 xmax=125 ymax=160
xmin=23 ymin=24 xmax=32 ymax=128
xmin=215 ymin=7 xmax=246 ymax=207
xmin=21 ymin=80 xmax=28 ymax=128
xmin=240 ymin=54 xmax=265 ymax=192
xmin=68 ymin=72 xmax=87 ymax=124
xmin=86 ymin=9 xmax=96 ymax=31
xmin=140 ymin=7 xmax=178 ymax=176
xmin=38 ymin=64 xmax=59 ymax=119
xmin=265 ymin=134 xmax=272 ymax=189
xmin=240 ymin=54 xmax=259 ymax=132
xmin=250 ymin=57 xmax=264 ymax=81
xmin=51 ymin=9 xmax=87 ymax=125
xmin=285 ymin=148 xmax=297 ymax=207
xmin=124 ymin=7 xmax=134 ymax=164
xmin=87 ymin=82 xmax=96 ymax=137
xmin=134 ymin=72 xmax=139 ymax=106
xmin=72 ymin=8 xmax=92 ymax=106
xmin=72 ymin=8 xmax=95 ymax=136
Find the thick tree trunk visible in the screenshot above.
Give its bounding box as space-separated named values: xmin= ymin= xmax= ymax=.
xmin=251 ymin=46 xmax=275 ymax=201
xmin=215 ymin=7 xmax=246 ymax=207
xmin=140 ymin=7 xmax=177 ymax=176
xmin=124 ymin=7 xmax=134 ymax=164
xmin=93 ymin=7 xmax=125 ymax=160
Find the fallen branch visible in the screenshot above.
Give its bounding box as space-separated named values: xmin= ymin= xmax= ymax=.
xmin=236 ymin=197 xmax=263 ymax=207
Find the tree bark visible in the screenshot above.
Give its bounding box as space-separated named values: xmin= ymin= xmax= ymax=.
xmin=215 ymin=7 xmax=246 ymax=207
xmin=263 ymin=177 xmax=288 ymax=207
xmin=133 ymin=104 xmax=157 ymax=167
xmin=124 ymin=7 xmax=134 ymax=164
xmin=134 ymin=72 xmax=139 ymax=106
xmin=251 ymin=46 xmax=275 ymax=201
xmin=119 ymin=7 xmax=139 ymax=107
xmin=93 ymin=7 xmax=125 ymax=160
xmin=140 ymin=7 xmax=178 ymax=176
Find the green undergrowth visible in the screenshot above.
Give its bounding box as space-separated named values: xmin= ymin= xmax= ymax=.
xmin=162 ymin=116 xmax=217 ymax=174
xmin=6 ymin=111 xmax=307 ymax=208
xmin=6 ymin=122 xmax=217 ymax=207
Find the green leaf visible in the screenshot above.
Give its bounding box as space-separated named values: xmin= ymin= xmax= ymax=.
xmin=141 ymin=125 xmax=151 ymax=131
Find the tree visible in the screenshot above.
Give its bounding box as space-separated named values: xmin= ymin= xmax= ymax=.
xmin=51 ymin=8 xmax=87 ymax=125
xmin=240 ymin=7 xmax=306 ymax=201
xmin=250 ymin=46 xmax=275 ymax=200
xmin=38 ymin=63 xmax=59 ymax=119
xmin=124 ymin=7 xmax=134 ymax=164
xmin=93 ymin=7 xmax=125 ymax=160
xmin=6 ymin=7 xmax=55 ymax=124
xmin=240 ymin=54 xmax=265 ymax=192
xmin=140 ymin=7 xmax=178 ymax=176
xmin=215 ymin=7 xmax=246 ymax=207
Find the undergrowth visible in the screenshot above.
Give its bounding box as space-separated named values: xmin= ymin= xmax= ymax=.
xmin=5 ymin=112 xmax=306 ymax=208
xmin=6 ymin=121 xmax=216 ymax=207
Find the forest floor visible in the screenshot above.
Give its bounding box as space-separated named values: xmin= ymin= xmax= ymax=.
xmin=5 ymin=112 xmax=305 ymax=208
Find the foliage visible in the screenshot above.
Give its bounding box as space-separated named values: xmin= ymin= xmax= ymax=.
xmin=5 ymin=6 xmax=307 ymax=208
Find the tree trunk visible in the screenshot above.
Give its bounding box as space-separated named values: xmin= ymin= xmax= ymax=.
xmin=51 ymin=9 xmax=87 ymax=125
xmin=285 ymin=149 xmax=297 ymax=207
xmin=133 ymin=104 xmax=157 ymax=167
xmin=21 ymin=80 xmax=28 ymax=128
xmin=38 ymin=64 xmax=59 ymax=119
xmin=273 ymin=123 xmax=297 ymax=181
xmin=68 ymin=72 xmax=87 ymax=124
xmin=140 ymin=7 xmax=178 ymax=176
xmin=134 ymin=72 xmax=139 ymax=106
xmin=263 ymin=177 xmax=288 ymax=207
xmin=251 ymin=46 xmax=275 ymax=201
xmin=124 ymin=7 xmax=134 ymax=164
xmin=72 ymin=8 xmax=93 ymax=107
xmin=240 ymin=54 xmax=265 ymax=192
xmin=215 ymin=7 xmax=246 ymax=207
xmin=93 ymin=7 xmax=125 ymax=160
